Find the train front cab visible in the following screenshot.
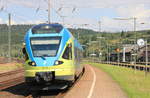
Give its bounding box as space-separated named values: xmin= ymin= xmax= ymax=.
xmin=23 ymin=39 xmax=81 ymax=85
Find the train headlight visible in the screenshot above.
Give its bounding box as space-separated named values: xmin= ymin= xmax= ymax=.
xmin=28 ymin=61 xmax=36 ymax=66
xmin=32 ymin=62 xmax=36 ymax=66
xmin=54 ymin=60 xmax=63 ymax=65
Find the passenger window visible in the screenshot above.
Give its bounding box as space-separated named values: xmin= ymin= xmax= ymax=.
xmin=62 ymin=44 xmax=72 ymax=60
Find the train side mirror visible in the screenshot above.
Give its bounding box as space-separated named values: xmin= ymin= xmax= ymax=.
xmin=22 ymin=47 xmax=26 ymax=54
xmin=22 ymin=43 xmax=26 ymax=54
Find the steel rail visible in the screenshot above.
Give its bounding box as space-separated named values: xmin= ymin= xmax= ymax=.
xmin=0 ymin=68 xmax=24 ymax=77
xmin=0 ymin=76 xmax=24 ymax=90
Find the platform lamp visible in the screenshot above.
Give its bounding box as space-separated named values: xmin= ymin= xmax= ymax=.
xmin=90 ymin=41 xmax=98 ymax=62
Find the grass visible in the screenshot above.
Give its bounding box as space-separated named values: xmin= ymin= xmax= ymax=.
xmin=87 ymin=62 xmax=150 ymax=98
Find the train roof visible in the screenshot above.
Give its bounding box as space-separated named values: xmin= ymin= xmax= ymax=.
xmin=31 ymin=23 xmax=63 ymax=34
xmin=25 ymin=23 xmax=83 ymax=50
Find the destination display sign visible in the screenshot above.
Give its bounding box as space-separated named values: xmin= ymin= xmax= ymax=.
xmin=31 ymin=39 xmax=60 ymax=45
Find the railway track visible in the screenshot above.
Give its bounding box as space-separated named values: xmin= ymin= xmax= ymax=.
xmin=26 ymin=90 xmax=66 ymax=98
xmin=0 ymin=57 xmax=24 ymax=64
xmin=0 ymin=68 xmax=24 ymax=77
xmin=0 ymin=76 xmax=24 ymax=90
xmin=0 ymin=59 xmax=84 ymax=97
xmin=0 ymin=68 xmax=24 ymax=90
xmin=25 ymin=80 xmax=76 ymax=98
xmin=25 ymin=70 xmax=84 ymax=98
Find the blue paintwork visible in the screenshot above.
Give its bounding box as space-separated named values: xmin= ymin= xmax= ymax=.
xmin=24 ymin=24 xmax=82 ymax=67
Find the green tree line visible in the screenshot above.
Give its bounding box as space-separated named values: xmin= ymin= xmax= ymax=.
xmin=0 ymin=24 xmax=149 ymax=59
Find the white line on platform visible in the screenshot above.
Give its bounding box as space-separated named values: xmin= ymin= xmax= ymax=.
xmin=87 ymin=65 xmax=96 ymax=98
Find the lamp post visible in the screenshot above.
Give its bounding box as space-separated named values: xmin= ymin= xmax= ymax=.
xmin=48 ymin=0 xmax=51 ymax=23
xmin=97 ymin=20 xmax=102 ymax=62
xmin=139 ymin=23 xmax=148 ymax=75
xmin=8 ymin=13 xmax=11 ymax=62
xmin=97 ymin=37 xmax=105 ymax=62
xmin=145 ymin=40 xmax=148 ymax=75
xmin=107 ymin=43 xmax=110 ymax=63
xmin=98 ymin=21 xmax=101 ymax=33
xmin=90 ymin=41 xmax=98 ymax=62
xmin=115 ymin=43 xmax=121 ymax=65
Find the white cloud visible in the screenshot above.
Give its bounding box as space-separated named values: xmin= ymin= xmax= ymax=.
xmin=8 ymin=0 xmax=39 ymax=8
xmin=116 ymin=4 xmax=150 ymax=18
xmin=114 ymin=4 xmax=150 ymax=31
xmin=58 ymin=0 xmax=150 ymax=8
xmin=0 ymin=18 xmax=4 ymax=23
xmin=1 ymin=0 xmax=150 ymax=31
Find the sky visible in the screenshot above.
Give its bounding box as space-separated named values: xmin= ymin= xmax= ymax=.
xmin=0 ymin=0 xmax=150 ymax=32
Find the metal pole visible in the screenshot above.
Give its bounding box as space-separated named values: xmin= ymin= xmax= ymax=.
xmin=99 ymin=40 xmax=101 ymax=62
xmin=134 ymin=17 xmax=137 ymax=44
xmin=98 ymin=21 xmax=101 ymax=33
xmin=8 ymin=13 xmax=11 ymax=62
xmin=78 ymin=30 xmax=80 ymax=40
xmin=99 ymin=21 xmax=101 ymax=62
xmin=107 ymin=44 xmax=109 ymax=63
xmin=133 ymin=17 xmax=137 ymax=70
xmin=145 ymin=40 xmax=148 ymax=75
xmin=62 ymin=16 xmax=64 ymax=25
xmin=118 ymin=52 xmax=119 ymax=65
xmin=133 ymin=17 xmax=137 ymax=69
xmin=48 ymin=0 xmax=50 ymax=23
xmin=123 ymin=47 xmax=126 ymax=62
xmin=93 ymin=48 xmax=94 ymax=62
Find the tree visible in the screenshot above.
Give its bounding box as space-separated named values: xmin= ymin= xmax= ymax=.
xmin=121 ymin=30 xmax=125 ymax=38
xmin=147 ymin=30 xmax=150 ymax=34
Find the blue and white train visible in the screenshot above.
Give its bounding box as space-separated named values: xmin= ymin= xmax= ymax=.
xmin=22 ymin=23 xmax=84 ymax=86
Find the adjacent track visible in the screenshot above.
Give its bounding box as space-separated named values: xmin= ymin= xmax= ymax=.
xmin=0 ymin=57 xmax=24 ymax=64
xmin=0 ymin=68 xmax=24 ymax=90
xmin=0 ymin=76 xmax=24 ymax=90
xmin=0 ymin=68 xmax=24 ymax=77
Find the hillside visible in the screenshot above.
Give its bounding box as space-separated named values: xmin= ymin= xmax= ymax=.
xmin=0 ymin=24 xmax=150 ymax=59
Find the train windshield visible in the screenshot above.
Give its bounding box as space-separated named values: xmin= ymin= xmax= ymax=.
xmin=30 ymin=37 xmax=61 ymax=57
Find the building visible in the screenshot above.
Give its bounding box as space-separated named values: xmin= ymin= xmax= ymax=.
xmin=109 ymin=44 xmax=150 ymax=62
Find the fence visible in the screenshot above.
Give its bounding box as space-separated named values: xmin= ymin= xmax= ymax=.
xmin=84 ymin=58 xmax=150 ymax=72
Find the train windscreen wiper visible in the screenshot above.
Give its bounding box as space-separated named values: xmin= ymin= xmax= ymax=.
xmin=40 ymin=54 xmax=49 ymax=60
xmin=40 ymin=56 xmax=45 ymax=60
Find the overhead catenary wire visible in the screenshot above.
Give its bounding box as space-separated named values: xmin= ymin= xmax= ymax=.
xmin=0 ymin=0 xmax=103 ymax=31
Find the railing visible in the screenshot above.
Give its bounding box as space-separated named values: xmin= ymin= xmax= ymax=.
xmin=83 ymin=59 xmax=150 ymax=72
xmin=102 ymin=62 xmax=150 ymax=72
